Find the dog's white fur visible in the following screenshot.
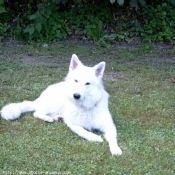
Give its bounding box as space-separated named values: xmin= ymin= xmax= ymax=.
xmin=1 ymin=54 xmax=122 ymax=155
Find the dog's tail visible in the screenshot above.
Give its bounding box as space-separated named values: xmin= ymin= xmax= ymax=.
xmin=0 ymin=101 xmax=35 ymax=120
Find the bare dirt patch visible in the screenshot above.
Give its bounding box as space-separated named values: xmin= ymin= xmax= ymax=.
xmin=20 ymin=56 xmax=68 ymax=67
xmin=1 ymin=39 xmax=175 ymax=83
xmin=129 ymin=57 xmax=175 ymax=64
xmin=104 ymin=72 xmax=125 ymax=82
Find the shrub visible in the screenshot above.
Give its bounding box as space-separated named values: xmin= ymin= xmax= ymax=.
xmin=0 ymin=0 xmax=175 ymax=44
xmin=143 ymin=2 xmax=175 ymax=43
xmin=0 ymin=0 xmax=7 ymax=41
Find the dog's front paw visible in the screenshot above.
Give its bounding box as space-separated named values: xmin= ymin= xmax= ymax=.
xmin=89 ymin=135 xmax=103 ymax=142
xmin=110 ymin=146 xmax=122 ymax=156
xmin=46 ymin=117 xmax=54 ymax=123
xmin=53 ymin=115 xmax=64 ymax=122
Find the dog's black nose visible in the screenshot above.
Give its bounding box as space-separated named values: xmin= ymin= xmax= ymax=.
xmin=73 ymin=93 xmax=81 ymax=100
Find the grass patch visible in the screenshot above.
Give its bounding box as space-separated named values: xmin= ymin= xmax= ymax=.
xmin=0 ymin=41 xmax=175 ymax=174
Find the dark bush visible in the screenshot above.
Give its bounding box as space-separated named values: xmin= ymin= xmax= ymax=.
xmin=0 ymin=0 xmax=175 ymax=44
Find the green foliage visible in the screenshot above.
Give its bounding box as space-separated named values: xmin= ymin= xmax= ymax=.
xmin=0 ymin=0 xmax=5 ymax=13
xmin=23 ymin=3 xmax=70 ymax=41
xmin=130 ymin=0 xmax=146 ymax=7
xmin=110 ymin=0 xmax=146 ymax=6
xmin=143 ymin=2 xmax=175 ymax=43
xmin=0 ymin=0 xmax=7 ymax=41
xmin=117 ymin=0 xmax=124 ymax=6
xmin=0 ymin=0 xmax=175 ymax=44
xmin=0 ymin=23 xmax=7 ymax=41
xmin=86 ymin=20 xmax=103 ymax=42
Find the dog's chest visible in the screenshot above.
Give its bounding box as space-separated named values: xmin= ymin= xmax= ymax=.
xmin=65 ymin=105 xmax=101 ymax=128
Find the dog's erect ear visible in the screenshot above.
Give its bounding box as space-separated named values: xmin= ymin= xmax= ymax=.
xmin=70 ymin=54 xmax=81 ymax=70
xmin=94 ymin=62 xmax=105 ymax=78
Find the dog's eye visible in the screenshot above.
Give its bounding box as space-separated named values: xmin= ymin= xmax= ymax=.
xmin=75 ymin=79 xmax=78 ymax=83
xmin=85 ymin=82 xmax=90 ymax=85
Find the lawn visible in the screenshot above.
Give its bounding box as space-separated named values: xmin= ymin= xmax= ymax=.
xmin=0 ymin=40 xmax=175 ymax=175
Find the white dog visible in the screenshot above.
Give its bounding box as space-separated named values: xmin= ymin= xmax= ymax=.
xmin=1 ymin=54 xmax=122 ymax=156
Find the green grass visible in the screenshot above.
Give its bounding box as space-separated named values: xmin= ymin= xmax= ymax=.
xmin=0 ymin=41 xmax=175 ymax=175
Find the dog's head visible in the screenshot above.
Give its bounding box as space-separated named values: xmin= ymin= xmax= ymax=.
xmin=65 ymin=54 xmax=106 ymax=108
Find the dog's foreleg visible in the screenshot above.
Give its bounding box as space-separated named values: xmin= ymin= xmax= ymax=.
xmin=103 ymin=124 xmax=122 ymax=156
xmin=67 ymin=123 xmax=103 ymax=142
xmin=33 ymin=111 xmax=54 ymax=122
